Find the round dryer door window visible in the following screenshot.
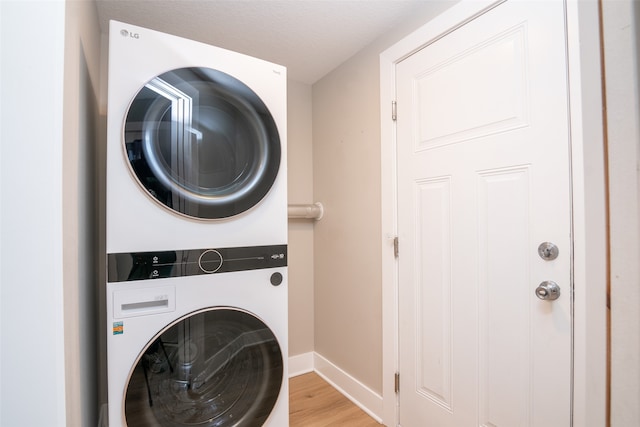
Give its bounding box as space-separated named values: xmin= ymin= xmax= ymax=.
xmin=124 ymin=308 xmax=284 ymax=426
xmin=124 ymin=67 xmax=281 ymax=219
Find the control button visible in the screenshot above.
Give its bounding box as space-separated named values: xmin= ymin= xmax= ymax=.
xmin=198 ymin=249 xmax=223 ymax=274
xmin=270 ymin=272 xmax=283 ymax=286
xmin=270 ymin=253 xmax=286 ymax=260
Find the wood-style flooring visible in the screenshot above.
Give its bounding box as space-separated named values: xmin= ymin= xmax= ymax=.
xmin=289 ymin=372 xmax=382 ymax=426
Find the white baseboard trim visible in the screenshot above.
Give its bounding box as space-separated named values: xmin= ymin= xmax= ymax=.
xmin=312 ymin=352 xmax=383 ymax=423
xmin=288 ymin=352 xmax=315 ymax=378
xmin=288 ymin=352 xmax=383 ymax=422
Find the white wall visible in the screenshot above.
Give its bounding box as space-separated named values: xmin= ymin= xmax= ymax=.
xmin=0 ymin=2 xmax=67 ymax=425
xmin=312 ymin=48 xmax=385 ymax=392
xmin=0 ymin=1 xmax=101 ymax=426
xmin=62 ymin=1 xmax=102 ymax=425
xmin=603 ymin=1 xmax=640 ymax=425
xmin=287 ymin=80 xmax=315 ymax=358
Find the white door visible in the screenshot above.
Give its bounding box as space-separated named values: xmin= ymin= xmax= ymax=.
xmin=396 ymin=1 xmax=572 ymax=426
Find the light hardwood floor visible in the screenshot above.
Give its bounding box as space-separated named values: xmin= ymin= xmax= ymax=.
xmin=289 ymin=373 xmax=382 ymax=426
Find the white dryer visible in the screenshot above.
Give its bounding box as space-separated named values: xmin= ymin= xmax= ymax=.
xmin=105 ymin=21 xmax=288 ymax=427
xmin=106 ymin=20 xmax=287 ymax=253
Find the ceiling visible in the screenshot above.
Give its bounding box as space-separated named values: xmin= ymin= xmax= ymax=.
xmin=95 ymin=0 xmax=440 ymax=84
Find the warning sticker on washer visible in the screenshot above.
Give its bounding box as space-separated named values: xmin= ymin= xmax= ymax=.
xmin=112 ymin=321 xmax=123 ymax=335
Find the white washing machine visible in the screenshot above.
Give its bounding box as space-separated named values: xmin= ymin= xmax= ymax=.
xmin=105 ymin=21 xmax=288 ymax=427
xmin=106 ymin=251 xmax=288 ymax=427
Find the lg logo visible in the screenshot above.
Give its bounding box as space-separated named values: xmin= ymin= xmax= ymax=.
xmin=120 ymin=29 xmax=140 ymax=39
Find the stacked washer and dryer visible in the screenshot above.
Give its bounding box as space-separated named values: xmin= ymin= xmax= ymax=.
xmin=105 ymin=21 xmax=288 ymax=427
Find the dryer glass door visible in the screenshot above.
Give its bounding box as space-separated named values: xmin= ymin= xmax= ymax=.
xmin=124 ymin=67 xmax=281 ymax=219
xmin=124 ymin=308 xmax=283 ymax=426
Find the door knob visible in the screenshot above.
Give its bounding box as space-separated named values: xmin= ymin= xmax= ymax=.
xmin=535 ymin=281 xmax=560 ymax=300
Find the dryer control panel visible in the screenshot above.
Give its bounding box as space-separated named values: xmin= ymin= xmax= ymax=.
xmin=107 ymin=244 xmax=287 ymax=282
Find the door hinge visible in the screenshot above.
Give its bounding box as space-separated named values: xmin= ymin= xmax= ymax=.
xmin=395 ymin=372 xmax=400 ymax=393
xmin=393 ymin=236 xmax=399 ymax=258
xmin=392 ymin=101 xmax=397 ymax=121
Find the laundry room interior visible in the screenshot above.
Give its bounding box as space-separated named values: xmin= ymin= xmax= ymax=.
xmin=1 ymin=1 xmax=639 ymax=427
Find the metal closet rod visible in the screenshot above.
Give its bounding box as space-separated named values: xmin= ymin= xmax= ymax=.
xmin=287 ymin=202 xmax=324 ymax=220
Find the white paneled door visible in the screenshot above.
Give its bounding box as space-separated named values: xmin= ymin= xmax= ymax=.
xmin=396 ymin=1 xmax=572 ymax=426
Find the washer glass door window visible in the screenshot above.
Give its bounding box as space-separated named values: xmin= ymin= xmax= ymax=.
xmin=124 ymin=308 xmax=284 ymax=426
xmin=124 ymin=67 xmax=281 ymax=219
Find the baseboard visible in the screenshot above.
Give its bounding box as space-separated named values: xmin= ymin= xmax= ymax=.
xmin=288 ymin=352 xmax=314 ymax=377
xmin=287 ymin=352 xmax=383 ymax=421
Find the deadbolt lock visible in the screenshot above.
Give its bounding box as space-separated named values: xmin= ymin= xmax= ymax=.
xmin=538 ymin=242 xmax=559 ymax=261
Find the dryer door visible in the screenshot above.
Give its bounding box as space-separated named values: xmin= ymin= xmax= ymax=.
xmin=124 ymin=307 xmax=284 ymax=426
xmin=124 ymin=67 xmax=281 ymax=219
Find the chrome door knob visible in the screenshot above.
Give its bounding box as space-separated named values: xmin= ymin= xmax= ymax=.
xmin=535 ymin=281 xmax=561 ymax=300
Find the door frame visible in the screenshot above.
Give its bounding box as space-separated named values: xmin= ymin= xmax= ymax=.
xmin=379 ymin=1 xmax=608 ymax=426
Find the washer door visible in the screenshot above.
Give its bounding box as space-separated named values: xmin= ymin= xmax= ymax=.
xmin=124 ymin=67 xmax=281 ymax=219
xmin=124 ymin=308 xmax=284 ymax=426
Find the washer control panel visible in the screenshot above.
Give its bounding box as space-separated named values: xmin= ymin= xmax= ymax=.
xmin=108 ymin=244 xmax=287 ymax=282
